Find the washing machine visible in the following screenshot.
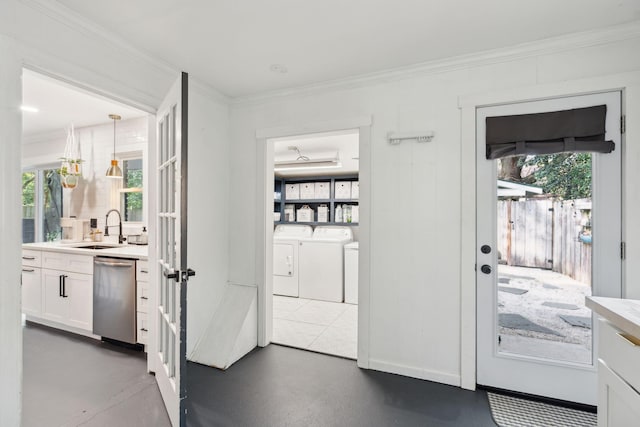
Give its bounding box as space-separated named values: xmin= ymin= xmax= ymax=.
xmin=273 ymin=224 xmax=313 ymax=297
xmin=299 ymin=226 xmax=353 ymax=302
xmin=344 ymin=241 xmax=359 ymax=304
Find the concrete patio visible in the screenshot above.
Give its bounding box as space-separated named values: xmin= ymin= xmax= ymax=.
xmin=496 ymin=265 xmax=593 ymax=364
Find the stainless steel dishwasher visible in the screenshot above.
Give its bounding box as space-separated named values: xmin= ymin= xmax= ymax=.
xmin=93 ymin=257 xmax=137 ymax=344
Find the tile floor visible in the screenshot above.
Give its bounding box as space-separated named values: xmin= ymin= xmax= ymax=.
xmin=272 ymin=295 xmax=358 ymax=359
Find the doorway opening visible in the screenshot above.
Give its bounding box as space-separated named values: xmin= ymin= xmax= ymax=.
xmin=269 ymin=129 xmax=360 ymax=359
xmin=20 ymin=68 xmax=166 ymax=426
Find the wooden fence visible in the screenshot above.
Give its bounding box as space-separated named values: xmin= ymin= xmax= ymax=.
xmin=497 ymin=198 xmax=592 ymax=285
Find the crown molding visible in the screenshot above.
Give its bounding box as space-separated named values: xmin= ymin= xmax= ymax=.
xmin=16 ymin=1 xmax=640 ymax=109
xmin=232 ymin=20 xmax=640 ymax=107
xmin=20 ymin=0 xmax=229 ymax=105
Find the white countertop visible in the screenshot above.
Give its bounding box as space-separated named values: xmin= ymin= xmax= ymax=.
xmin=586 ymin=296 xmax=640 ymax=338
xmin=23 ymin=241 xmax=148 ymax=260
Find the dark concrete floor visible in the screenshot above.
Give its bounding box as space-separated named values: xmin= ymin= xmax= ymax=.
xmin=25 ymin=322 xmax=496 ymax=427
xmin=23 ymin=321 xmax=171 ymax=427
xmin=186 ymin=345 xmax=497 ymax=427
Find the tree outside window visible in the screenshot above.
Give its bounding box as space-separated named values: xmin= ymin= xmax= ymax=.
xmin=22 ymin=168 xmax=62 ymax=243
xmin=121 ymin=158 xmax=143 ymax=222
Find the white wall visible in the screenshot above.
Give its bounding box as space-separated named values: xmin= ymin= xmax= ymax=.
xmin=23 ymin=117 xmax=149 ymax=235
xmin=229 ymin=29 xmax=640 ymax=386
xmin=3 ymin=3 xmax=640 ymax=422
xmin=185 ymin=81 xmax=231 ymax=357
xmin=22 ymin=117 xmax=149 ymax=235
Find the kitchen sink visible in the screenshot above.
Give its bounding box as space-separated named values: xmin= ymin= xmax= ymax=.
xmin=72 ymin=244 xmax=120 ymax=250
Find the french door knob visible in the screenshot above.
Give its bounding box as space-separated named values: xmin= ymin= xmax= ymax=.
xmin=481 ymin=265 xmax=492 ymax=274
xmin=481 ymin=245 xmax=491 ymax=254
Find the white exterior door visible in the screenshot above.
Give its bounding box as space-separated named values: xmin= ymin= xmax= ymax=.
xmin=155 ymin=72 xmax=192 ymax=426
xmin=476 ymin=91 xmax=622 ymax=405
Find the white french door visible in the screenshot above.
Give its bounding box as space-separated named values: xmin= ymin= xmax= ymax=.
xmin=476 ymin=91 xmax=622 ymax=405
xmin=155 ymin=72 xmax=192 ymax=426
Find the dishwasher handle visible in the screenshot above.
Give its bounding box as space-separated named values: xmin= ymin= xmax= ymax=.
xmin=95 ymin=259 xmax=135 ymax=268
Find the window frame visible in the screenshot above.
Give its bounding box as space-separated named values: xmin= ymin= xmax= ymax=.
xmin=117 ymin=151 xmax=146 ymax=225
xmin=22 ymin=163 xmax=63 ymax=243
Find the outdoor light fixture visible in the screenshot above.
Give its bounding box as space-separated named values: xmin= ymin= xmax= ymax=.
xmin=106 ymin=114 xmax=123 ymax=179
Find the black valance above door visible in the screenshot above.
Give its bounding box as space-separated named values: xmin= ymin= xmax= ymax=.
xmin=485 ymin=105 xmax=615 ymax=159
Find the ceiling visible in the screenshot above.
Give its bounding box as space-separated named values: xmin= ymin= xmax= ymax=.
xmin=56 ymin=0 xmax=640 ymax=97
xmin=22 ymin=69 xmax=147 ymax=138
xmin=273 ymin=130 xmax=359 ymax=177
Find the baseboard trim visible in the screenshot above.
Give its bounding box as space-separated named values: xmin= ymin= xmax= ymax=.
xmin=24 ymin=315 xmax=100 ymax=340
xmin=368 ymin=359 xmax=461 ymax=387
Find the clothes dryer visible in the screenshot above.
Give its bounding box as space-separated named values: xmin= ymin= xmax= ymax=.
xmin=299 ymin=226 xmax=353 ymax=302
xmin=273 ymin=224 xmax=313 ymax=297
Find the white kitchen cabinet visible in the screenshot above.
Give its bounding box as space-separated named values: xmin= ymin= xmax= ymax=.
xmin=65 ymin=272 xmax=94 ymax=331
xmin=22 ymin=249 xmax=43 ymax=316
xmin=42 ymin=251 xmax=93 ymax=275
xmin=21 ymin=266 xmax=42 ymax=316
xmin=136 ymin=260 xmax=150 ymax=345
xmin=137 ymin=313 xmax=149 ymax=345
xmin=39 ymin=248 xmax=94 ymax=332
xmin=22 ymin=249 xmax=42 ymax=267
xmin=42 ymin=269 xmax=68 ymax=323
xmin=586 ymin=297 xmax=640 ymax=427
xmin=596 ymin=319 xmax=640 ymax=427
xmin=598 ymin=360 xmax=640 ymax=427
xmin=42 ymin=269 xmax=93 ymax=331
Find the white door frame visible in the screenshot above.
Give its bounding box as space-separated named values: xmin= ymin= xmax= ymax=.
xmin=459 ymin=72 xmax=639 ymax=392
xmin=1 ymin=35 xmax=162 ymax=423
xmin=255 ymin=116 xmax=372 ymax=368
xmin=0 ymin=35 xmax=24 ymax=427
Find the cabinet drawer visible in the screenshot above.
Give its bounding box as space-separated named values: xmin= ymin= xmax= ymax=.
xmin=22 ymin=250 xmax=42 ymax=268
xmin=137 ymin=260 xmax=150 ymax=282
xmin=599 ymin=319 xmax=640 ymax=392
xmin=137 ymin=282 xmax=149 ymax=314
xmin=42 ymin=251 xmax=93 ymax=275
xmin=137 ymin=312 xmax=148 ymax=344
xmin=21 ymin=266 xmax=42 ymax=316
xmin=598 ymin=360 xmax=640 ymax=427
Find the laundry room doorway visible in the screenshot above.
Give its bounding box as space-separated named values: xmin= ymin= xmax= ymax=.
xmin=256 ymin=118 xmax=371 ymax=365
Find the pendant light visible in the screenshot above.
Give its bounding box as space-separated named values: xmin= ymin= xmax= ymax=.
xmin=106 ymin=114 xmax=123 ymax=178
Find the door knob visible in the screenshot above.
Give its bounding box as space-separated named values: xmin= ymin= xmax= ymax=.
xmin=481 ymin=245 xmax=491 ymax=254
xmin=481 ymin=265 xmax=492 ymax=274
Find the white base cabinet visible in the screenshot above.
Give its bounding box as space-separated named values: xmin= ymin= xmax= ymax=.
xmin=22 ymin=247 xmax=150 ymax=348
xmin=598 ymin=360 xmax=640 ymax=427
xmin=42 ymin=269 xmax=93 ymax=331
xmin=136 ymin=260 xmax=150 ymax=345
xmin=22 ymin=249 xmax=94 ymax=334
xmin=596 ymin=318 xmax=640 ymax=427
xmin=21 ymin=250 xmax=42 ymax=316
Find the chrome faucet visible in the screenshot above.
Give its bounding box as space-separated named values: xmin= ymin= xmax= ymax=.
xmin=104 ymin=209 xmax=125 ymax=244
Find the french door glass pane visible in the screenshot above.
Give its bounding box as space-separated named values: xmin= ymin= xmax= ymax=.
xmin=496 ymin=153 xmax=593 ymax=365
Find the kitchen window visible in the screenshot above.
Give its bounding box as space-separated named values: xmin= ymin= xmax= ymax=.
xmin=22 ymin=167 xmax=63 ymax=243
xmin=120 ymin=157 xmax=143 ymax=222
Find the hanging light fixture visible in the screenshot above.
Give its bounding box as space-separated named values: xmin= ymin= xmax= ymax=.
xmin=106 ymin=114 xmax=123 ymax=178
